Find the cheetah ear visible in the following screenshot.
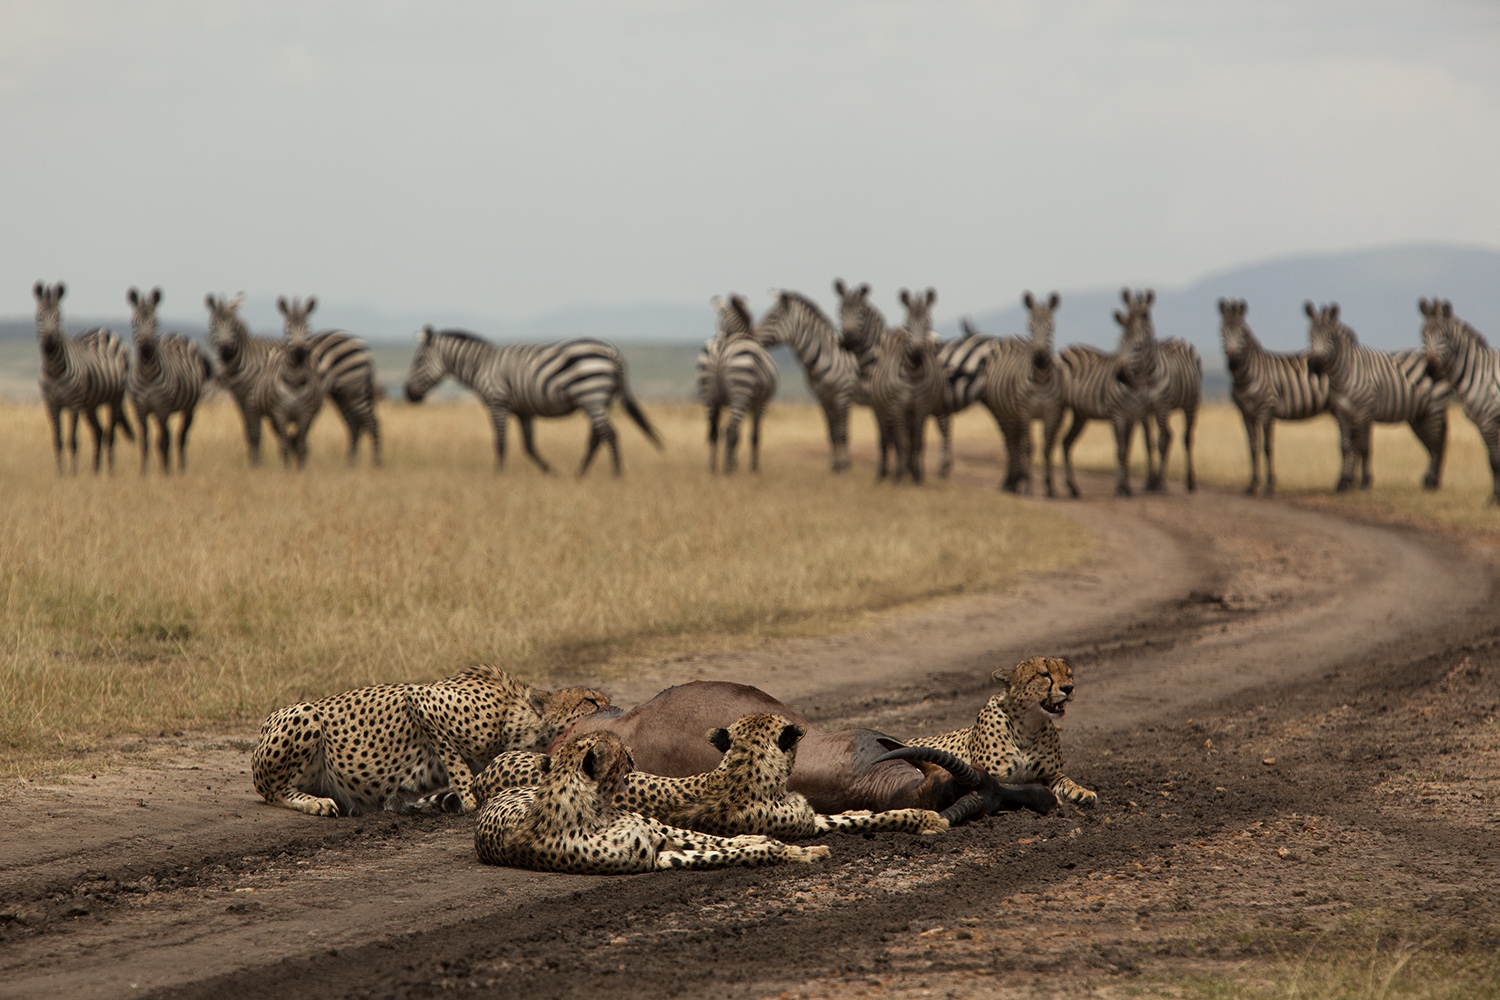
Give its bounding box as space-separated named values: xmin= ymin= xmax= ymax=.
xmin=706 ymin=728 xmax=732 ymax=754
xmin=777 ymin=723 xmax=805 ymax=752
xmin=528 ymin=689 xmax=549 ymax=718
xmin=537 ymin=756 xmax=552 ymax=775
xmin=581 ymin=747 xmax=597 ymax=780
xmin=990 ymin=665 xmax=1015 ymax=687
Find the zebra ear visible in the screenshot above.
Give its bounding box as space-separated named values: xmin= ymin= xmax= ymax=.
xmin=857 ymin=283 xmax=870 ymax=299
xmin=1217 ymin=298 xmax=1229 ymax=317
xmin=1441 ymin=300 xmax=1453 ymax=318
xmin=925 ymin=287 xmax=936 ymax=306
xmin=277 ymin=296 xmax=290 ymax=317
xmin=1049 ymin=292 xmax=1060 ymax=311
xmin=151 ymin=287 xmax=162 ymax=307
xmin=205 ymin=293 xmax=217 ymax=311
xmin=711 ymin=295 xmax=725 ymax=311
xmin=1121 ymin=287 xmax=1132 ymax=306
xmin=833 ymin=278 xmax=847 ymax=296
xmin=900 ymin=288 xmax=913 ymax=308
xmin=1113 ymin=309 xmax=1129 ymax=328
xmin=1328 ymin=303 xmax=1340 ymax=322
xmin=1418 ymin=298 xmax=1431 ymax=317
xmin=1143 ymin=289 xmax=1155 ymax=307
xmin=305 ymin=295 xmax=317 ymax=315
xmin=230 ymin=292 xmax=245 ymax=310
xmin=1304 ymin=301 xmax=1317 ymax=320
xmin=33 ymin=281 xmax=46 ymax=302
xmin=418 ymin=324 xmax=435 ymax=344
xmin=1023 ymin=291 xmax=1035 ymax=310
xmin=706 ymin=728 xmax=732 ymax=754
xmin=128 ymin=287 xmax=140 ymax=307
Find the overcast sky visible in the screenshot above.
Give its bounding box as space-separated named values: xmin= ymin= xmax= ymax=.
xmin=3 ymin=0 xmax=1498 ymax=330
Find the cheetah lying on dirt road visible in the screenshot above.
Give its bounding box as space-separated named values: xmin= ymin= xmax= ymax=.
xmin=252 ymin=663 xmax=610 ymax=817
xmin=474 ymin=712 xmax=949 ymax=838
xmin=474 ymin=732 xmax=830 ymax=874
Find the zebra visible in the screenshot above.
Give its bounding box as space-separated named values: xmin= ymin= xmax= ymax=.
xmin=403 ymin=327 xmax=663 ymax=476
xmin=126 ymin=286 xmax=211 ymax=474
xmin=207 ymin=292 xmax=281 ymax=465
xmin=1055 ymin=296 xmax=1154 ymax=497
xmin=305 ymin=316 xmax=381 ymax=467
xmin=1218 ymin=298 xmax=1330 ymax=496
xmin=1305 ymin=301 xmax=1450 ymax=492
xmin=271 ymin=296 xmax=328 ymax=468
xmin=33 ymin=281 xmax=134 ymax=474
xmin=1125 ymin=289 xmax=1202 ymax=493
xmin=869 ymin=287 xmax=944 ymax=484
xmin=971 ymin=291 xmax=1066 ymax=494
xmin=697 ymin=294 xmax=778 ymax=473
xmin=1419 ymin=297 xmax=1500 ymax=504
xmin=753 ymin=290 xmax=863 ymax=472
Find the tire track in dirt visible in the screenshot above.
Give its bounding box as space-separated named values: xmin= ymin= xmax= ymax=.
xmin=1 ymin=478 xmax=1495 ymax=999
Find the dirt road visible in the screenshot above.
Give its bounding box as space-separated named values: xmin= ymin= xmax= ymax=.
xmin=3 ymin=477 xmax=1498 ymax=999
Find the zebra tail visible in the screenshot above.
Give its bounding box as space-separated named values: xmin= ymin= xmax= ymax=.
xmin=620 ymin=386 xmax=664 ymax=450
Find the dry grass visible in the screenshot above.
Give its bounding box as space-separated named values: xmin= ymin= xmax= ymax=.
xmin=0 ymin=397 xmax=1089 ymax=777
xmin=1058 ymin=402 xmax=1500 ymax=536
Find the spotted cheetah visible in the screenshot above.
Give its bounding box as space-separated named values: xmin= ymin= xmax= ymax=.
xmin=907 ymin=656 xmax=1096 ymax=807
xmin=252 ymin=663 xmax=610 ymax=817
xmin=474 ymin=712 xmax=948 ymax=838
xmin=475 ymin=732 xmax=830 ymax=873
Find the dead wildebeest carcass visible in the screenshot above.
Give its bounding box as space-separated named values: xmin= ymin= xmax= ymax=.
xmin=554 ymin=680 xmax=1056 ymax=825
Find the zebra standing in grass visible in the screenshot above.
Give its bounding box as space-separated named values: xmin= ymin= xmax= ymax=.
xmin=33 ymin=281 xmax=134 ymax=474
xmin=207 ymin=292 xmax=282 ymax=466
xmin=271 ymin=296 xmax=328 ymax=469
xmin=869 ymin=287 xmax=945 ymax=484
xmin=1218 ymin=298 xmax=1330 ymax=496
xmin=126 ymin=286 xmax=211 ymax=474
xmin=754 ymin=290 xmax=864 ymax=472
xmin=1125 ymin=289 xmax=1202 ymax=493
xmin=697 ymin=294 xmax=778 ymax=473
xmin=1305 ymin=301 xmax=1449 ymax=492
xmin=974 ymin=292 xmax=1066 ymax=495
xmin=1420 ymin=298 xmax=1500 ymax=503
xmin=403 ymin=327 xmax=663 ymax=476
xmin=305 ymin=318 xmax=381 ymax=467
xmin=1055 ymin=297 xmax=1154 ymax=498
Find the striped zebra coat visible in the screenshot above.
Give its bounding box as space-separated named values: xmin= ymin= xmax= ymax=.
xmin=33 ymin=281 xmax=134 ymax=474
xmin=1123 ymin=290 xmax=1201 ymax=493
xmin=975 ymin=291 xmax=1065 ymax=495
xmin=869 ymin=288 xmax=944 ymax=484
xmin=207 ymin=293 xmax=289 ymax=467
xmin=754 ymin=290 xmax=863 ymax=472
xmin=126 ymin=286 xmax=211 ymax=473
xmin=305 ymin=323 xmax=381 ymax=466
xmin=697 ymin=294 xmax=778 ymax=473
xmin=271 ymin=296 xmax=328 ymax=469
xmin=1420 ymin=298 xmax=1500 ymax=503
xmin=1305 ymin=301 xmax=1449 ymax=492
xmin=1056 ymin=298 xmax=1154 ymax=498
xmin=403 ymin=327 xmax=663 ymax=476
xmin=1218 ymin=298 xmax=1330 ymax=496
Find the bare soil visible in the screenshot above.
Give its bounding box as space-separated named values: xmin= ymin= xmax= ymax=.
xmin=3 ymin=472 xmax=1499 ymax=1000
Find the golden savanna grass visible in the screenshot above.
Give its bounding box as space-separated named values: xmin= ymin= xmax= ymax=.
xmin=0 ymin=396 xmax=1089 ymax=777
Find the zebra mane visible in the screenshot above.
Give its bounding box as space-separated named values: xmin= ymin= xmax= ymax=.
xmin=775 ymin=291 xmax=836 ymax=329
xmin=434 ymin=328 xmax=495 ymax=346
xmin=1456 ymin=317 xmax=1491 ymax=351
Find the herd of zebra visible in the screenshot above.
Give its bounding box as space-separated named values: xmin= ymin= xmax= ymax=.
xmin=27 ymin=278 xmax=1500 ymax=503
xmin=698 ymin=280 xmax=1500 ymax=503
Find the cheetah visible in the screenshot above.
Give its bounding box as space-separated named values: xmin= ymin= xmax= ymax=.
xmin=906 ymin=656 xmax=1096 ymax=807
xmin=252 ymin=663 xmax=610 ymax=817
xmin=475 ymin=731 xmax=830 ymax=874
xmin=474 ymin=712 xmax=948 ymax=838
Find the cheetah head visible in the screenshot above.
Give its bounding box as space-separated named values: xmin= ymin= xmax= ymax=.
xmin=550 ymin=731 xmax=636 ymax=800
xmin=706 ymin=713 xmax=805 ymax=785
xmin=994 ymin=656 xmax=1076 ymax=724
xmin=533 ymin=686 xmax=614 ymax=746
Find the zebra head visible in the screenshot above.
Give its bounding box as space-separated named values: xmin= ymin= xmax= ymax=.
xmin=834 ymin=279 xmax=881 ymax=354
xmin=898 ymin=287 xmax=938 ymax=344
xmin=128 ymin=287 xmax=163 ymax=352
xmin=404 ymin=325 xmax=447 ymax=402
xmin=1114 ymin=294 xmax=1158 ymax=387
xmin=1304 ymin=302 xmax=1348 ymax=376
xmin=206 ymin=292 xmax=248 ymax=362
xmin=1418 ymin=297 xmax=1460 ymax=383
xmin=33 ymin=281 xmax=66 ymax=356
xmin=1022 ymin=291 xmax=1060 ymax=370
xmin=712 ymin=293 xmax=755 ymax=341
xmin=1217 ymin=298 xmax=1253 ymax=368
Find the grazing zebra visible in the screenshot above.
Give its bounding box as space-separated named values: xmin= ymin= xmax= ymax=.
xmin=973 ymin=291 xmax=1066 ymax=494
xmin=126 ymin=286 xmax=211 ymax=474
xmin=754 ymin=290 xmax=863 ymax=472
xmin=869 ymin=287 xmax=944 ymax=484
xmin=1123 ymin=289 xmax=1202 ymax=493
xmin=697 ymin=294 xmax=778 ymax=473
xmin=305 ymin=319 xmax=381 ymax=467
xmin=403 ymin=327 xmax=663 ymax=476
xmin=271 ymin=296 xmax=328 ymax=468
xmin=1218 ymin=298 xmax=1330 ymax=496
xmin=1305 ymin=301 xmax=1450 ymax=492
xmin=1055 ymin=297 xmax=1154 ymax=498
xmin=207 ymin=292 xmax=283 ymax=466
xmin=33 ymin=281 xmax=134 ymax=474
xmin=1419 ymin=297 xmax=1500 ymax=503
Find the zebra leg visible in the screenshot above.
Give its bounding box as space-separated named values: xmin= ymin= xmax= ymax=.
xmin=66 ymin=408 xmax=81 ymax=474
xmin=908 ymin=412 xmax=926 ymax=485
xmin=1262 ymin=419 xmax=1277 ymax=497
xmin=177 ymin=407 xmax=195 ymax=472
xmin=1413 ymin=406 xmax=1447 ymax=490
xmin=1241 ymin=409 xmax=1260 ymax=495
xmin=489 ymin=406 xmax=510 ymax=471
xmin=1484 ymin=420 xmax=1500 ymax=504
xmin=243 ymin=405 xmax=265 ymax=467
xmin=1183 ymin=405 xmax=1197 ymax=492
xmin=1060 ymin=410 xmax=1086 ymax=499
xmin=1334 ymin=416 xmax=1357 ymax=492
xmin=1140 ymin=416 xmax=1159 ymax=491
xmin=1356 ymin=422 xmax=1375 ymax=490
xmin=706 ymin=405 xmax=721 ymax=473
xmin=936 ymin=412 xmax=954 ymax=478
xmin=1113 ymin=417 xmax=1134 ymax=497
xmin=517 ymin=415 xmax=552 ymax=474
xmin=999 ymin=419 xmax=1028 ymax=493
xmin=749 ymin=406 xmax=764 ymax=473
xmin=1152 ymin=412 xmax=1173 ymax=493
xmin=1040 ymin=410 xmax=1064 ymax=499
xmin=827 ymin=399 xmax=851 ymax=473
xmin=155 ymin=413 xmax=172 ymax=473
xmin=84 ymin=408 xmax=106 ymax=474
xmin=134 ymin=400 xmax=152 ymax=474
xmin=45 ymin=402 xmax=64 ymax=474
xmin=723 ymin=406 xmax=745 ymax=474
